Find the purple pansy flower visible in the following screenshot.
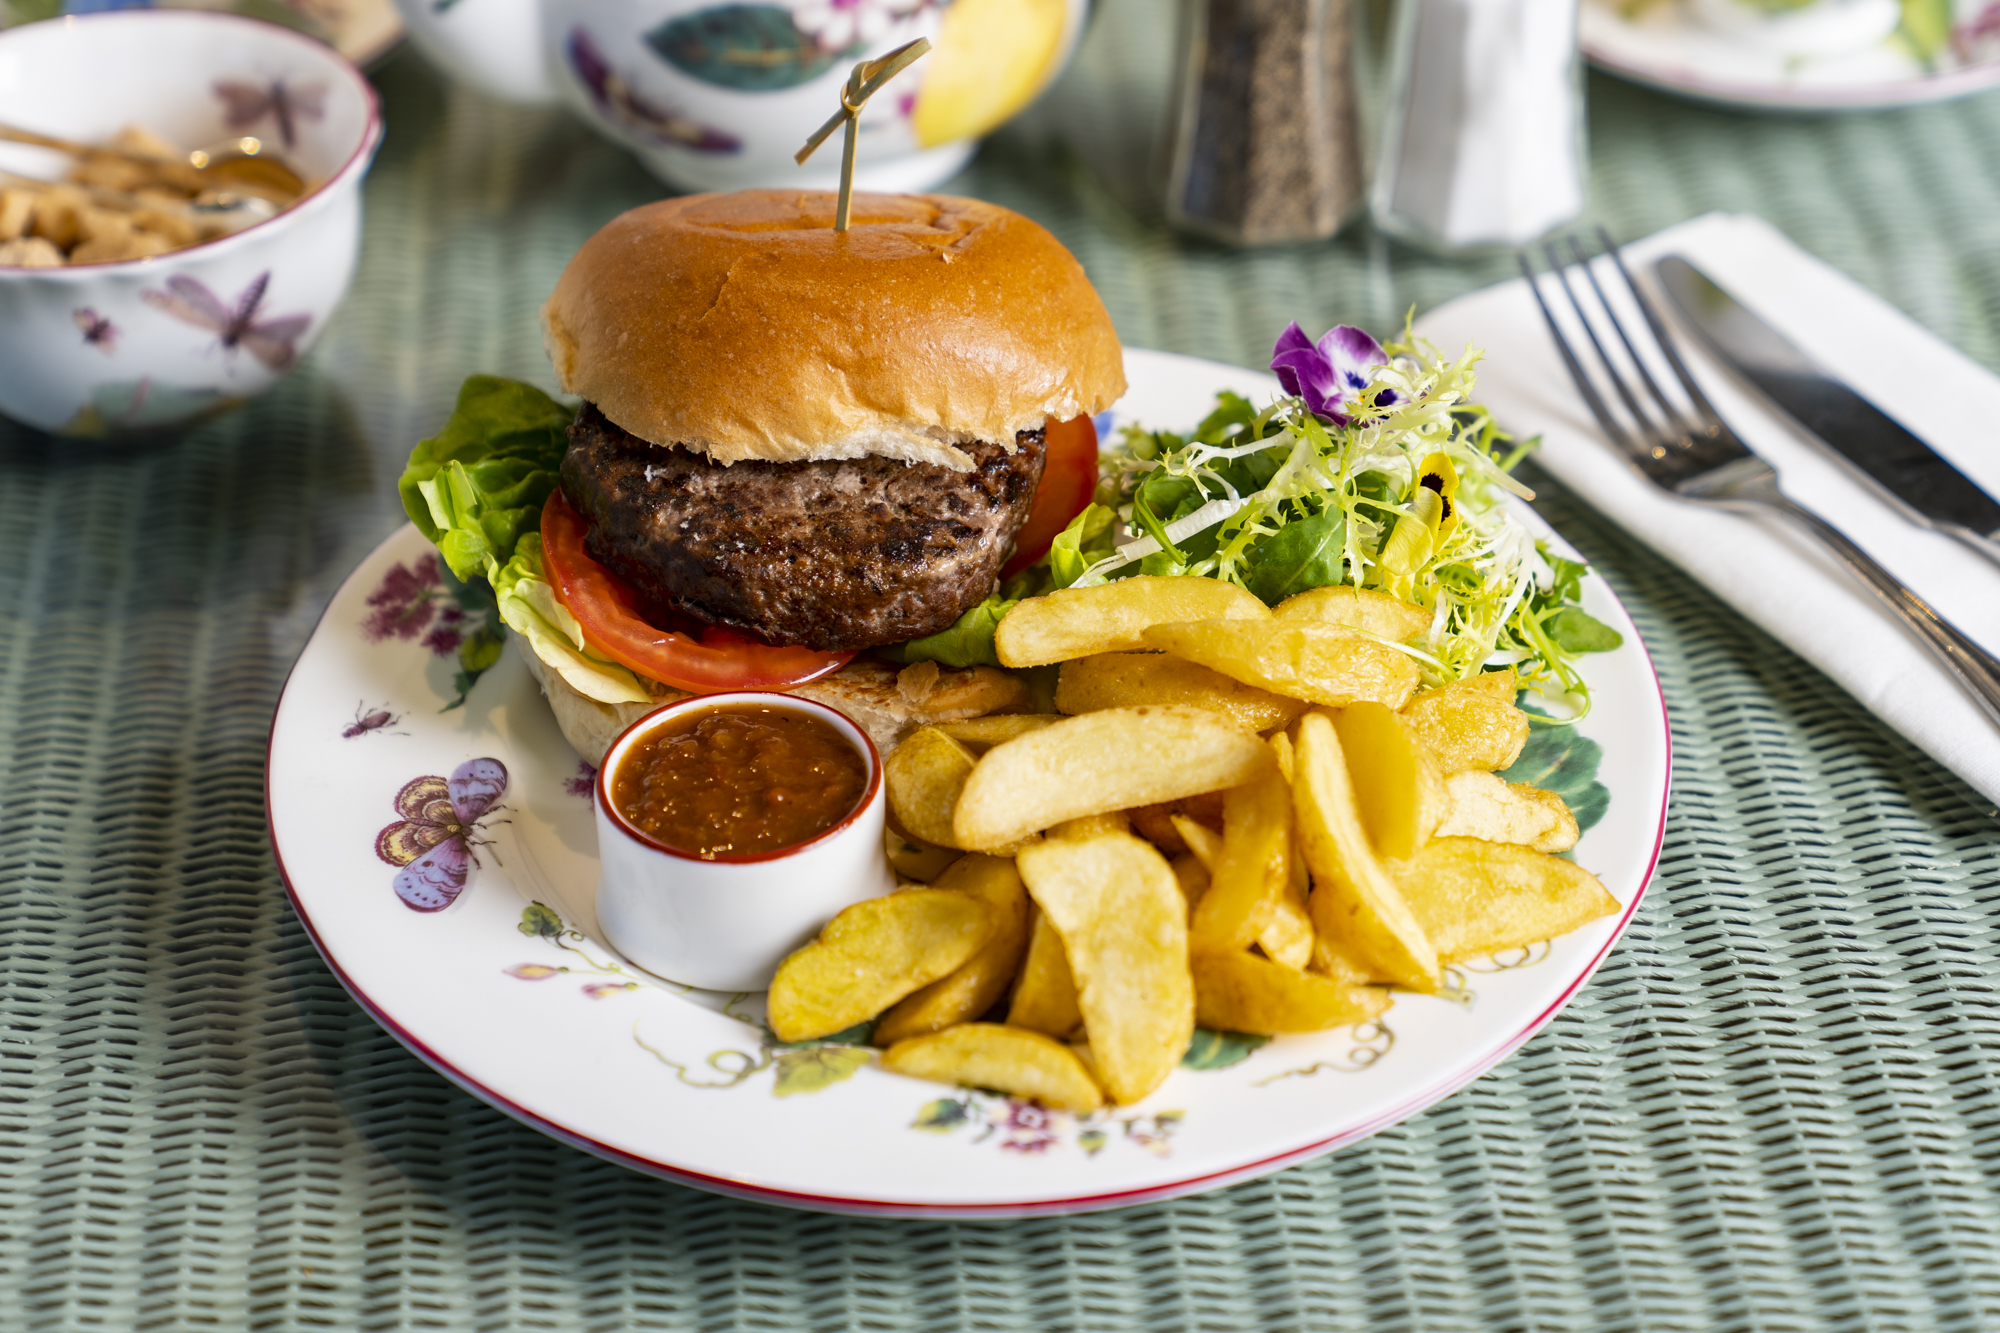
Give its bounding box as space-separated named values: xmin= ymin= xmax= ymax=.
xmin=1269 ymin=323 xmax=1402 ymax=424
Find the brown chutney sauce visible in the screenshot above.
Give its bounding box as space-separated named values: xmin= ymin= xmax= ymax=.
xmin=610 ymin=705 xmax=868 ymax=859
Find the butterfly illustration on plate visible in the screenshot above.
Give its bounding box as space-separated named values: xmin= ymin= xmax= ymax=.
xmin=141 ymin=271 xmax=311 ymax=371
xmin=73 ymin=307 xmax=116 ymax=353
xmin=212 ymin=77 xmax=326 ymax=150
xmin=376 ymin=758 xmax=509 ymax=912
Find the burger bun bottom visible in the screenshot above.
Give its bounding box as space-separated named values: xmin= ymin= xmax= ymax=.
xmin=515 ymin=636 xmax=1033 ymax=768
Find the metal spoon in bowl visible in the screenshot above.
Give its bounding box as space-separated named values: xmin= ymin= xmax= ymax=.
xmin=0 ymin=121 xmax=307 ymax=202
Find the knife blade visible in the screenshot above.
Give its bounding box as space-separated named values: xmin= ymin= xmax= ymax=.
xmin=1655 ymin=254 xmax=2000 ymax=561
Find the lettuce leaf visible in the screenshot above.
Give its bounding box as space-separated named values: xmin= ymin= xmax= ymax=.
xmin=400 ymin=377 xmax=573 ymax=583
xmin=492 ymin=535 xmax=651 ymax=704
xmin=881 ymin=592 xmax=1017 ymax=669
xmin=1048 ymin=503 xmax=1119 ymax=589
xmin=1242 ymin=508 xmax=1346 ymax=606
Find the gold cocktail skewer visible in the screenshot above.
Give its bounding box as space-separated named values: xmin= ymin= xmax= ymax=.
xmin=795 ymin=37 xmax=931 ymax=232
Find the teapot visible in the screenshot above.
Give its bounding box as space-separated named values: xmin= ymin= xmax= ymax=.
xmin=392 ymin=0 xmax=1090 ymax=192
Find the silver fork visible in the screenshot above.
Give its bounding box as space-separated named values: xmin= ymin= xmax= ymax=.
xmin=1519 ymin=229 xmax=2000 ymax=731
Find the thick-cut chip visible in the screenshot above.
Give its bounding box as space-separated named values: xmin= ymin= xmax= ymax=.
xmin=1257 ymin=891 xmax=1315 ymax=970
xmin=1189 ymin=755 xmax=1292 ymax=955
xmin=1272 ymin=585 xmax=1431 ymax=642
xmin=882 ymin=1024 xmax=1104 ymax=1113
xmin=1050 ymin=811 xmax=1131 ymax=840
xmin=1169 ymin=853 xmax=1210 ymax=922
xmin=1129 ymin=791 xmax=1224 ymax=855
xmin=1309 ymin=933 xmax=1373 ymax=987
xmin=885 ymin=727 xmax=979 ymax=848
xmin=1056 ymin=652 xmax=1306 ymax=734
xmin=1007 ymin=909 xmax=1083 ymax=1038
xmin=1192 ymin=950 xmax=1392 ymax=1033
xmin=768 ymin=890 xmax=996 ymax=1042
xmin=935 ymin=715 xmax=1064 ymax=748
xmin=951 ymin=706 xmax=1272 ymax=851
xmin=874 ymin=856 xmax=1031 ymax=1045
xmin=884 ymin=828 xmax=963 ymax=883
xmin=1017 ymin=833 xmax=1195 ymax=1104
xmin=1171 ymin=814 xmax=1224 ymax=872
xmin=1332 ymin=702 xmax=1445 ymax=860
xmin=1461 ymin=666 xmax=1518 ymax=699
xmin=1391 ymin=836 xmax=1618 ymax=963
xmin=995 ymin=576 xmax=1271 ymax=668
xmin=1435 ymin=770 xmax=1579 ymax=853
xmin=1293 ymin=712 xmax=1440 ymax=991
xmin=1143 ymin=620 xmax=1421 ymax=709
xmin=1401 ymin=676 xmax=1531 ymax=773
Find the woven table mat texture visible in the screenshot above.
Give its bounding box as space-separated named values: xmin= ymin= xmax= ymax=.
xmin=5 ymin=0 xmax=2000 ymax=1327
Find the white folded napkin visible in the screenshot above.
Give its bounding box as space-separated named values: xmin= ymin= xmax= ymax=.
xmin=1416 ymin=212 xmax=2000 ymax=806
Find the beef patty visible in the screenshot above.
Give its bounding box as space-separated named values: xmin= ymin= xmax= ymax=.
xmin=560 ymin=404 xmax=1047 ymax=652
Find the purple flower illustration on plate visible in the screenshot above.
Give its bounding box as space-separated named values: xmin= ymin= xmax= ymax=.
xmin=73 ymin=308 xmax=116 ymax=353
xmin=375 ymin=758 xmax=508 ymax=912
xmin=212 ymin=77 xmax=325 ymax=149
xmin=141 ymin=272 xmax=311 ymax=371
xmin=361 ymin=553 xmax=466 ymax=652
xmin=564 ymin=761 xmax=598 ymax=804
xmin=1269 ymin=323 xmax=1402 ymax=425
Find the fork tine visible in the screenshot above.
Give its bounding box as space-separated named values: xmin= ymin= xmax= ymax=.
xmin=1562 ymin=234 xmax=1698 ymax=446
xmin=1540 ymin=238 xmax=1671 ymax=452
xmin=1595 ymin=226 xmax=1730 ymax=436
xmin=1516 ymin=248 xmax=1641 ymax=458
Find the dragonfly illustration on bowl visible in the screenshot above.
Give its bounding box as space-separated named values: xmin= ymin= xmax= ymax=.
xmin=142 ymin=271 xmax=311 ymax=371
xmin=376 ymin=758 xmax=509 ymax=912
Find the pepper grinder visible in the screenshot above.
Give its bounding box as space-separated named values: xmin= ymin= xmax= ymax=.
xmin=1163 ymin=0 xmax=1367 ymax=246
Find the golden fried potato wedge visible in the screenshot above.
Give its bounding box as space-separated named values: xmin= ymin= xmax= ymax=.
xmin=1401 ymin=676 xmax=1531 ymax=773
xmin=1128 ymin=791 xmax=1225 ymax=855
xmin=884 ymin=828 xmax=964 ymax=883
xmin=885 ymin=727 xmax=979 ymax=849
xmin=1256 ymin=891 xmax=1315 ymax=970
xmin=1192 ymin=950 xmax=1391 ymax=1034
xmin=882 ymin=1024 xmax=1104 ymax=1113
xmin=874 ymin=856 xmax=1031 ymax=1046
xmin=1435 ymin=770 xmax=1579 ymax=854
xmin=768 ymin=890 xmax=996 ymax=1042
xmin=1461 ymin=666 xmax=1519 ymax=699
xmin=1271 ymin=585 xmax=1431 ymax=642
xmin=1007 ymin=909 xmax=1083 ymax=1039
xmin=1017 ymin=833 xmax=1195 ymax=1104
xmin=1142 ymin=620 xmax=1421 ymax=709
xmin=1170 ymin=853 xmax=1210 ymax=923
xmin=1332 ymin=702 xmax=1445 ymax=860
xmin=1309 ymin=933 xmax=1374 ymax=987
xmin=1189 ymin=757 xmax=1292 ymax=956
xmin=995 ymin=576 xmax=1271 ymax=668
xmin=1050 ymin=811 xmax=1132 ymax=840
xmin=1391 ymin=836 xmax=1618 ymax=963
xmin=1293 ymin=712 xmax=1441 ymax=992
xmin=1056 ymin=652 xmax=1307 ymax=734
xmin=951 ymin=706 xmax=1272 ymax=852
xmin=935 ymin=715 xmax=1064 ymax=748
xmin=1170 ymin=814 xmax=1224 ymax=872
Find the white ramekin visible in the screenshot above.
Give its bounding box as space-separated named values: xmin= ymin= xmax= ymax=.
xmin=593 ymin=692 xmax=894 ymax=992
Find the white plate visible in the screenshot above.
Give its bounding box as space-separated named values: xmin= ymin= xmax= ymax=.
xmin=266 ymin=348 xmax=1671 ymax=1218
xmin=1582 ymin=0 xmax=2000 ymax=110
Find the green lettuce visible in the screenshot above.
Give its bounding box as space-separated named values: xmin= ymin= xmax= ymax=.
xmin=1048 ymin=503 xmax=1119 ymax=589
xmin=400 ymin=376 xmax=573 ymax=582
xmin=882 ymin=593 xmax=1019 ymax=670
xmin=492 ymin=535 xmax=651 ymax=704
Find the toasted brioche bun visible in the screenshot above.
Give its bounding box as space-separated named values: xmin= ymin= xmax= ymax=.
xmin=515 ymin=637 xmax=1032 ymax=767
xmin=541 ymin=190 xmax=1126 ymax=471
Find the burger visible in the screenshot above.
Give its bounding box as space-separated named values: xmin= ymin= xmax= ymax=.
xmin=409 ymin=189 xmax=1126 ymax=762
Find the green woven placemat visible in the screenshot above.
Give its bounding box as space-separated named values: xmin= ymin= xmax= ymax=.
xmin=5 ymin=0 xmax=2000 ymax=1327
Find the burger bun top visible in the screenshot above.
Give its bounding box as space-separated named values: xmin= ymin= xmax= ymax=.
xmin=541 ymin=190 xmax=1126 ymax=470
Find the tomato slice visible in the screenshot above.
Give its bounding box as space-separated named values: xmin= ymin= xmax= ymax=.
xmin=540 ymin=489 xmax=855 ymax=694
xmin=1001 ymin=415 xmax=1102 ymax=579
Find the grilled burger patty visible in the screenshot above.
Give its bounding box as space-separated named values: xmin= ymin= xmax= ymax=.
xmin=561 ymin=404 xmax=1048 ymax=652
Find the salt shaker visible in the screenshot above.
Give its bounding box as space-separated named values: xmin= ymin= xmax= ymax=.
xmin=1163 ymin=0 xmax=1367 ymax=246
xmin=1370 ymin=0 xmax=1587 ymax=253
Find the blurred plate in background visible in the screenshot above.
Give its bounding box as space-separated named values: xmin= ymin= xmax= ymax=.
xmin=0 ymin=0 xmax=403 ymax=66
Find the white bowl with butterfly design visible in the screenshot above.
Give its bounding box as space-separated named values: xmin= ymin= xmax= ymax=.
xmin=0 ymin=10 xmax=381 ymax=437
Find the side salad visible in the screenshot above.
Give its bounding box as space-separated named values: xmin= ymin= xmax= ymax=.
xmin=395 ymin=322 xmax=1619 ymax=714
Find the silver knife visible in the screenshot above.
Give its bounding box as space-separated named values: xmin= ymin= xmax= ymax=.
xmin=1656 ymin=254 xmax=2000 ymax=567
